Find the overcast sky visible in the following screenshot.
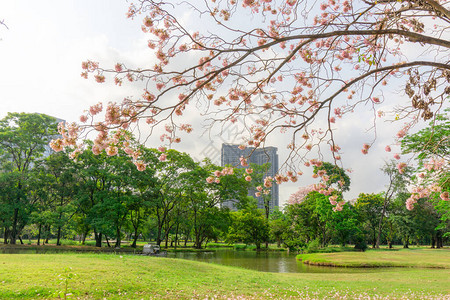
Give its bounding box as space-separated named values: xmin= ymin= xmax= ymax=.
xmin=0 ymin=0 xmax=416 ymax=206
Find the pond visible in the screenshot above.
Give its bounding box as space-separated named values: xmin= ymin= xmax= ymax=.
xmin=0 ymin=247 xmax=378 ymax=274
xmin=167 ymin=249 xmax=374 ymax=273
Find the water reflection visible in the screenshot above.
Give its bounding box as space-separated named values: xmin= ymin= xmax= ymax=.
xmin=167 ymin=249 xmax=372 ymax=273
xmin=1 ymin=247 xmax=377 ymax=274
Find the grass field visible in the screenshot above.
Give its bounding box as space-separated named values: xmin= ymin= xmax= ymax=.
xmin=0 ymin=250 xmax=449 ymax=299
xmin=297 ymin=248 xmax=450 ymax=268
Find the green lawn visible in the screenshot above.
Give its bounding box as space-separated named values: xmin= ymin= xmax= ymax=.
xmin=0 ymin=251 xmax=449 ymax=299
xmin=297 ymin=248 xmax=450 ymax=268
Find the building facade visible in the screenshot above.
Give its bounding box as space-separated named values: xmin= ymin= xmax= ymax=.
xmin=221 ymin=143 xmax=279 ymax=211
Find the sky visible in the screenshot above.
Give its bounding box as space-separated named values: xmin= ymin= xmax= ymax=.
xmin=0 ymin=0 xmax=417 ymax=207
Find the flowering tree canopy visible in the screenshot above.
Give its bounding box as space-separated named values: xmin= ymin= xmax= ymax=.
xmin=51 ymin=0 xmax=449 ymax=208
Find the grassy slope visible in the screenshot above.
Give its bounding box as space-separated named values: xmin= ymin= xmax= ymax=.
xmin=0 ymin=252 xmax=449 ymax=299
xmin=297 ymin=248 xmax=450 ymax=268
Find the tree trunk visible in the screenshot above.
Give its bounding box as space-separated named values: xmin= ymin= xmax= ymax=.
xmin=164 ymin=231 xmax=169 ymax=249
xmin=10 ymin=207 xmax=19 ymax=245
xmin=37 ymin=224 xmax=42 ymax=245
xmin=105 ymin=235 xmax=111 ymax=247
xmin=18 ymin=236 xmax=24 ymax=245
xmin=174 ymin=222 xmax=179 ymax=250
xmin=82 ymin=228 xmax=89 ymax=245
xmin=114 ymin=227 xmax=121 ymax=248
xmin=256 ymin=242 xmax=261 ymax=251
xmin=4 ymin=227 xmax=9 ymax=244
xmin=131 ymin=227 xmax=139 ymax=248
xmin=56 ymin=226 xmax=62 ymax=246
xmin=156 ymin=224 xmax=163 ymax=246
xmin=403 ymin=237 xmax=409 ymax=248
xmin=388 ymin=241 xmax=392 ymax=249
xmin=95 ymin=231 xmax=102 ymax=247
xmin=45 ymin=225 xmax=50 ymax=244
xmin=436 ymin=232 xmax=443 ymax=248
xmin=431 ymin=235 xmax=436 ymax=248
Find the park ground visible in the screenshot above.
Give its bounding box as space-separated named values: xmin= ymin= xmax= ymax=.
xmin=0 ymin=247 xmax=449 ymax=299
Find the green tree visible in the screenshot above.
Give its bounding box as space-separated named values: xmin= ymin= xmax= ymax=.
xmin=268 ymin=208 xmax=289 ymax=248
xmin=331 ymin=203 xmax=361 ymax=247
xmin=313 ymin=162 xmax=351 ymax=192
xmin=376 ymin=161 xmax=413 ymax=248
xmin=0 ymin=112 xmax=58 ymax=244
xmin=401 ymin=110 xmax=449 ymax=238
xmin=354 ymin=193 xmax=384 ymax=248
xmin=227 ymin=205 xmax=269 ymax=251
xmin=38 ymin=152 xmax=78 ymax=246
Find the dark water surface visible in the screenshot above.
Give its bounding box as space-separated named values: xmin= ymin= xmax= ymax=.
xmin=167 ymin=249 xmax=374 ymax=273
xmin=0 ymin=247 xmax=377 ymax=273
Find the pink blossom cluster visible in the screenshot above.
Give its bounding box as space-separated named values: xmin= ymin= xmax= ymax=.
xmin=361 ymin=143 xmax=370 ymax=155
xmin=406 ymin=157 xmax=448 ymax=210
xmin=206 ymin=167 xmax=235 ymax=184
xmin=49 ymin=122 xmax=80 ymax=152
xmin=287 ymin=185 xmax=315 ymax=205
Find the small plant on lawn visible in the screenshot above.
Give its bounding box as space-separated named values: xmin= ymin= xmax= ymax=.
xmin=56 ymin=267 xmax=77 ymax=300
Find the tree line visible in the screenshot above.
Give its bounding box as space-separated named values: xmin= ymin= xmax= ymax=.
xmin=0 ymin=112 xmax=448 ymax=250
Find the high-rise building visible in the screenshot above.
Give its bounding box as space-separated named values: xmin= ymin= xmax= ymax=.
xmin=221 ymin=143 xmax=279 ymax=211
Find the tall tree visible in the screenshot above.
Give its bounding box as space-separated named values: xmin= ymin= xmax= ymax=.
xmin=400 ymin=110 xmax=449 ymax=229
xmin=0 ymin=112 xmax=58 ymax=244
xmin=375 ymin=160 xmax=412 ymax=248
xmin=53 ymin=0 xmax=449 ymax=210
xmin=355 ymin=193 xmax=384 ymax=248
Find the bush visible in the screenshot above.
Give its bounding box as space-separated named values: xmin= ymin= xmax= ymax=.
xmin=306 ymin=239 xmax=320 ymax=253
xmin=353 ymin=234 xmax=368 ymax=252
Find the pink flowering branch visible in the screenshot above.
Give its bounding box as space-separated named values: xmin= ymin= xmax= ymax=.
xmin=52 ymin=0 xmax=450 ymax=210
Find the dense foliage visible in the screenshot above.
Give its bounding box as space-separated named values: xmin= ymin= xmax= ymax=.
xmin=1 ymin=113 xmax=448 ymax=249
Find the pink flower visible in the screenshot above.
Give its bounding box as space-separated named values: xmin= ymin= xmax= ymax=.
xmin=49 ymin=140 xmax=64 ymax=152
xmin=405 ymin=197 xmax=416 ymax=210
xmin=264 ymin=177 xmax=273 ymax=188
xmin=245 ymin=176 xmax=252 ymax=182
xmin=214 ymin=170 xmax=222 ymax=177
xmin=245 ymin=168 xmax=253 ymax=174
xmin=363 ymin=143 xmax=370 ymax=150
xmin=385 ymin=145 xmax=391 ymax=152
xmin=92 ymin=145 xmax=101 ymax=155
xmin=329 ymin=195 xmax=338 ymax=205
xmin=134 ymin=161 xmax=146 ymax=171
xmin=206 ymin=176 xmax=214 ymax=184
xmin=255 ymin=192 xmax=261 ymax=197
xmin=158 ymin=146 xmax=166 ymax=152
xmin=79 ymin=115 xmax=88 ymax=123
xmin=159 ymin=153 xmax=167 ymax=161
xmin=240 ymin=156 xmax=248 ymax=167
xmin=106 ymin=146 xmax=118 ymax=156
xmin=115 ymin=63 xmax=123 ymax=72
xmin=94 ymin=75 xmax=105 ymax=83
xmin=257 ymin=186 xmax=263 ymax=191
xmin=361 ymin=148 xmax=368 ymax=155
xmin=394 ymin=153 xmax=401 ymax=160
xmin=440 ymin=192 xmax=449 ymax=201
xmin=397 ymin=162 xmax=407 ymax=174
xmin=215 ymin=178 xmax=220 ymax=183
xmin=238 ymin=144 xmax=246 ymax=150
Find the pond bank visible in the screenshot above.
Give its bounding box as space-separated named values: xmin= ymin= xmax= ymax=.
xmin=297 ymin=248 xmax=450 ymax=268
